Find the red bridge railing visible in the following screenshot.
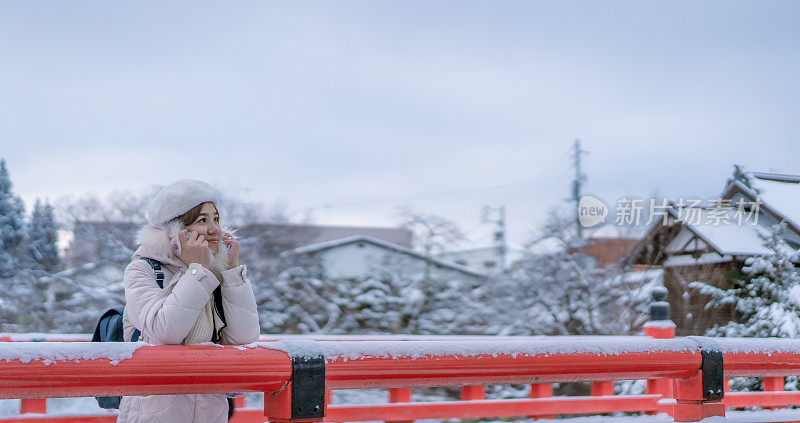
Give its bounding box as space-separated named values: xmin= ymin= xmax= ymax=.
xmin=3 ymin=330 xmax=800 ymax=422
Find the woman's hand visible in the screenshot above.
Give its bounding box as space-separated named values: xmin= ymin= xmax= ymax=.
xmin=177 ymin=229 xmax=211 ymax=269
xmin=223 ymin=232 xmax=240 ymax=268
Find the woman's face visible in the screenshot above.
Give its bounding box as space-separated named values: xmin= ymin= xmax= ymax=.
xmin=185 ymin=202 xmax=221 ymax=253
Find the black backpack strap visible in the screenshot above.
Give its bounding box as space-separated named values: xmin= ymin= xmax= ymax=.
xmin=140 ymin=258 xmax=165 ymax=289
xmin=130 ymin=258 xmax=163 ymax=342
xmin=211 ymin=286 xmax=228 ymax=343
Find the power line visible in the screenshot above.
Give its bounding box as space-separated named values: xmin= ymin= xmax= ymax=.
xmin=309 ymin=165 xmax=572 ymax=210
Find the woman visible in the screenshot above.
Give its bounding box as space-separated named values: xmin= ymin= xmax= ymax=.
xmin=118 ymin=180 xmax=260 ymax=423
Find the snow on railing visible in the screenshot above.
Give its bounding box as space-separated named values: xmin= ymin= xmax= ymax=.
xmin=3 ymin=336 xmax=800 ymax=422
xmin=4 ymin=292 xmax=800 ymax=422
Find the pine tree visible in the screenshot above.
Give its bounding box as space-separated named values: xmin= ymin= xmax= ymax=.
xmin=690 ymin=224 xmax=800 ymax=338
xmin=0 ymin=159 xmax=27 ymax=278
xmin=28 ymin=199 xmax=61 ymax=272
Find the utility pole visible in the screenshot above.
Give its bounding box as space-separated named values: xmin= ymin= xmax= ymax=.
xmin=482 ymin=205 xmax=506 ymax=271
xmin=571 ymin=139 xmax=587 ymax=238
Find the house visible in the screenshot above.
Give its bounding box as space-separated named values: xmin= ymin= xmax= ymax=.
xmin=437 ymin=246 xmax=506 ymax=275
xmin=626 ymin=166 xmax=800 ymax=336
xmin=286 ymin=235 xmax=488 ymax=282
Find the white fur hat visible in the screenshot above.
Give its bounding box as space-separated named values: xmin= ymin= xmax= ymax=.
xmin=147 ymin=180 xmax=220 ymax=225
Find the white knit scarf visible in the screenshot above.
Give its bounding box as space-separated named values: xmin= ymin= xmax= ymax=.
xmin=183 ymin=246 xmax=230 ymax=345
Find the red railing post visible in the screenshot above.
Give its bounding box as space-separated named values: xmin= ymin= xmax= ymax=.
xmin=590 ymin=381 xmax=614 ymax=396
xmin=460 ymin=385 xmax=485 ymax=401
xmin=673 ymin=371 xmax=725 ymax=422
xmin=19 ymin=398 xmax=47 ymax=414
xmin=644 ymin=286 xmax=677 ymax=416
xmin=763 ymin=377 xmax=785 ymax=410
xmin=388 ymin=388 xmax=413 ymax=423
xmin=643 ymin=286 xmax=676 ymax=340
xmin=647 ymin=378 xmax=675 ymax=414
xmin=529 ymin=383 xmax=555 ymax=420
xmin=264 ymin=382 xmax=293 ymax=422
xmin=763 ymin=376 xmax=784 ymax=391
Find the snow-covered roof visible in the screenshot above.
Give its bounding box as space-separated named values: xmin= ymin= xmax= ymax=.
xmin=634 ymin=168 xmax=800 ymax=261
xmin=748 ymin=174 xmax=800 ymax=231
xmin=287 ymin=235 xmax=488 ymax=278
xmin=680 ymin=207 xmax=772 ymax=256
xmin=627 ymin=203 xmax=785 ymax=266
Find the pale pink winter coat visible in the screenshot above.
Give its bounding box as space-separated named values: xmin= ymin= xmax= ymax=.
xmin=117 ymin=222 xmax=260 ymax=423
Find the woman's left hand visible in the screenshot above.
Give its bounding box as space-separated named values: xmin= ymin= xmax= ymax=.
xmin=223 ymin=232 xmax=240 ymax=268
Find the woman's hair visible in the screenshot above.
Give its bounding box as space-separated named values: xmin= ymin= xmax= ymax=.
xmin=175 ymin=202 xmax=216 ymax=227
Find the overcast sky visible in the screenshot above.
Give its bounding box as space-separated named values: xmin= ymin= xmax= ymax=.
xmin=2 ymin=1 xmax=799 ymax=249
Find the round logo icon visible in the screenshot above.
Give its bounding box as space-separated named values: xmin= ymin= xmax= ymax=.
xmin=578 ymin=195 xmax=608 ymax=228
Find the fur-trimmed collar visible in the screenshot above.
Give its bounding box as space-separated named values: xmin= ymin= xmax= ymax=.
xmin=133 ymin=221 xmax=233 ymax=273
xmin=133 ymin=221 xmax=185 ymax=267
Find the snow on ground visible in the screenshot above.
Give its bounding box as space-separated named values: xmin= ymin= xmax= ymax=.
xmin=0 ymin=400 xmax=19 ymax=417
xmin=0 ymin=398 xmax=116 ymax=418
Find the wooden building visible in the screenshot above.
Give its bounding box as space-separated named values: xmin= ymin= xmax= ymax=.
xmin=626 ymin=167 xmax=800 ymax=336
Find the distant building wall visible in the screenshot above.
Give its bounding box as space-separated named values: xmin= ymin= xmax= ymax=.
xmin=305 ymin=242 xmax=483 ymax=283
xmin=438 ymin=247 xmax=504 ymax=274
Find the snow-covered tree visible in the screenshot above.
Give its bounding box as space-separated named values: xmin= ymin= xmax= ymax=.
xmin=255 ymin=252 xmax=489 ymax=335
xmin=690 ymin=224 xmax=800 ymax=338
xmin=0 ymin=159 xmax=41 ymax=332
xmin=399 ymin=208 xmax=465 ymax=256
xmin=399 ymin=208 xmax=466 ymax=290
xmin=490 ymin=209 xmax=650 ymax=336
xmin=28 ymin=199 xmax=61 ymax=272
xmin=0 ymin=159 xmax=27 ymax=278
xmin=345 ymin=254 xmax=489 ymax=335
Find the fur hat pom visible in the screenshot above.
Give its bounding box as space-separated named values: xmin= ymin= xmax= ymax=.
xmin=147 ymin=180 xmax=220 ymax=225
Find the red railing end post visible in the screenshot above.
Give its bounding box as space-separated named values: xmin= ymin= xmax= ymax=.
xmin=264 ymin=382 xmax=324 ymax=423
xmin=673 ymin=371 xmax=725 ymax=422
xmin=645 ymin=286 xmax=676 ymax=339
xmin=644 ymin=324 xmax=676 ymax=339
xmin=264 ymin=383 xmax=293 ymax=421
